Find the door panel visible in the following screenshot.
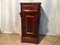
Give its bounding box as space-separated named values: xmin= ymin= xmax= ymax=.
xmin=22 ymin=13 xmax=38 ymax=37
xmin=26 ymin=15 xmax=34 ymax=34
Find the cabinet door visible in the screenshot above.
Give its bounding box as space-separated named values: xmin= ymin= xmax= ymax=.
xmin=22 ymin=13 xmax=39 ymax=37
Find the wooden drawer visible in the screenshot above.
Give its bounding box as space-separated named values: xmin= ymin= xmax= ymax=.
xmin=21 ymin=3 xmax=41 ymax=12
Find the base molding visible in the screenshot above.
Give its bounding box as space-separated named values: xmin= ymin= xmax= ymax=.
xmin=21 ymin=36 xmax=39 ymax=44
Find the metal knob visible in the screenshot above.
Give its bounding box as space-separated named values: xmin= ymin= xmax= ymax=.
xmin=29 ymin=7 xmax=32 ymax=10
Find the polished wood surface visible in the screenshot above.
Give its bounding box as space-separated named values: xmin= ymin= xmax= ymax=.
xmin=20 ymin=3 xmax=41 ymax=44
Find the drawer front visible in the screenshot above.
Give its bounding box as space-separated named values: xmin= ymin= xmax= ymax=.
xmin=21 ymin=3 xmax=40 ymax=12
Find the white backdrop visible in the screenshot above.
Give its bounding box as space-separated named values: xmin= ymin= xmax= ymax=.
xmin=0 ymin=0 xmax=60 ymax=35
xmin=0 ymin=0 xmax=21 ymax=34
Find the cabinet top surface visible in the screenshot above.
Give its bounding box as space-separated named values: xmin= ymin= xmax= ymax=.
xmin=20 ymin=3 xmax=41 ymax=4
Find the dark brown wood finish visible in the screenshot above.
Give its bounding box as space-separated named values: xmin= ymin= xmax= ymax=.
xmin=20 ymin=3 xmax=41 ymax=44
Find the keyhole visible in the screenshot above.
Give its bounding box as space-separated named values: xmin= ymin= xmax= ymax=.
xmin=23 ymin=24 xmax=25 ymax=27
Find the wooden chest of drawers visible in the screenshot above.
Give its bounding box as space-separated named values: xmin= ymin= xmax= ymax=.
xmin=20 ymin=3 xmax=41 ymax=44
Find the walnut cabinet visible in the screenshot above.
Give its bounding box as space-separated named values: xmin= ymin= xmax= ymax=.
xmin=20 ymin=3 xmax=41 ymax=44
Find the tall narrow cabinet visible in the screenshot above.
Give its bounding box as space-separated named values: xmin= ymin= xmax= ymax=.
xmin=20 ymin=3 xmax=41 ymax=43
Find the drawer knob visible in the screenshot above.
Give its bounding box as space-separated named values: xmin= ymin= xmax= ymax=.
xmin=29 ymin=7 xmax=32 ymax=10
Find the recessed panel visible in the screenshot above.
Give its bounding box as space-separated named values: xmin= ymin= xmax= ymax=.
xmin=26 ymin=15 xmax=34 ymax=34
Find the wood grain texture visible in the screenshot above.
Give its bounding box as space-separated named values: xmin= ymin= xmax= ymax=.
xmin=20 ymin=3 xmax=41 ymax=44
